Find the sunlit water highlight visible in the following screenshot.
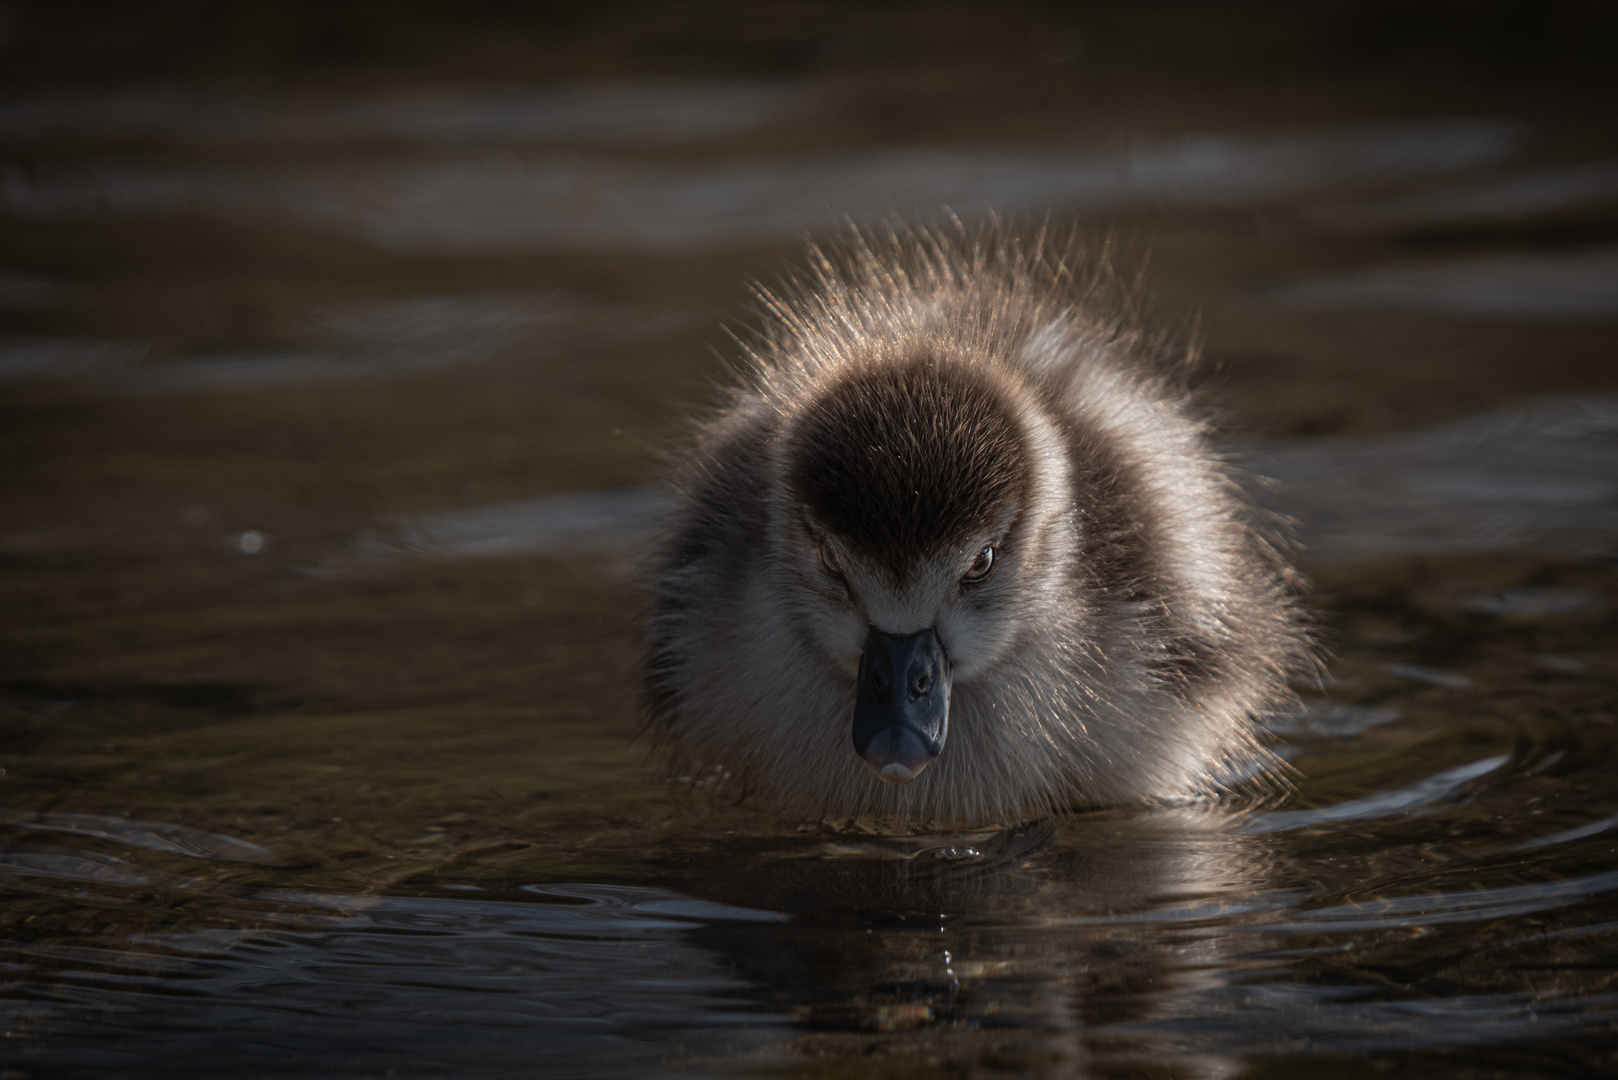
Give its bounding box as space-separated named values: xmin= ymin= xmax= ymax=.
xmin=6 ymin=756 xmax=1618 ymax=1077
xmin=1 ymin=119 xmax=1515 ymax=251
xmin=303 ymin=396 xmax=1618 ymax=570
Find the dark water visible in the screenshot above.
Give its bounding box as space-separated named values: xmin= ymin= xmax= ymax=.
xmin=3 ymin=6 xmax=1618 ymax=1077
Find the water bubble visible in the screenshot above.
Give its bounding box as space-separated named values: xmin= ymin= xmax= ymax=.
xmin=929 ymin=846 xmax=983 ymax=862
xmin=236 ymin=531 xmax=265 ymax=555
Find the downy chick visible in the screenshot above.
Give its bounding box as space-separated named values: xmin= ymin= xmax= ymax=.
xmin=643 ymin=228 xmax=1313 ymax=825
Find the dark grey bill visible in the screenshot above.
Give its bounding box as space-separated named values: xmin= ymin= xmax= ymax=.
xmin=852 ymin=626 xmax=952 ymax=784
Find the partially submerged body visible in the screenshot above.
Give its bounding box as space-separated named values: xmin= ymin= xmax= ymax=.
xmin=643 ymin=228 xmax=1314 ymax=825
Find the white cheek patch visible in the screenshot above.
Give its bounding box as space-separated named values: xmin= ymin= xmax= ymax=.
xmin=795 ymin=591 xmax=868 ymax=674
xmin=936 ymin=554 xmax=1050 ymax=682
xmin=849 ymin=548 xmax=1027 ymax=684
xmin=757 ymin=481 xmax=871 ymax=676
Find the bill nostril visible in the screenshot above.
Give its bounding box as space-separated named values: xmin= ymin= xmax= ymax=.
xmin=912 ymin=671 xmax=931 ymax=697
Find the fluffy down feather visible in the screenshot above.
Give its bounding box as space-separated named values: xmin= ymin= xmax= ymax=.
xmin=642 ymin=225 xmax=1315 ymax=825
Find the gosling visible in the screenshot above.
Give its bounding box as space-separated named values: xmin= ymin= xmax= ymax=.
xmin=642 ymin=228 xmax=1313 ymax=825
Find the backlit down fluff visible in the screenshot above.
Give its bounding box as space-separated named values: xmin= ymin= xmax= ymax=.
xmin=642 ymin=226 xmax=1314 ymax=825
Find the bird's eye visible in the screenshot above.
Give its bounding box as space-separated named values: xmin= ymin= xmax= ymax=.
xmin=961 ymin=545 xmax=998 ymax=586
xmin=816 ymin=542 xmax=846 ymax=583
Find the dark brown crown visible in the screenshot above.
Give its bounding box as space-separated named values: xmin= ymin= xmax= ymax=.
xmin=785 ymin=358 xmax=1031 ymax=581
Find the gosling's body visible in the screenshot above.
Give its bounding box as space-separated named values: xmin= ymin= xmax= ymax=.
xmin=643 ymin=230 xmax=1312 ymax=825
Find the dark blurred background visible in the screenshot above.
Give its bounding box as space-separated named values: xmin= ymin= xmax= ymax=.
xmin=4 ymin=1 xmax=1617 ymax=88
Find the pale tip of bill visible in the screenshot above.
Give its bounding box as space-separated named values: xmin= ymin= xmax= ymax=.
xmin=879 ymin=762 xmax=918 ymax=784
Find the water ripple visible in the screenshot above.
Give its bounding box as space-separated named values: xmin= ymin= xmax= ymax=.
xmin=0 ymin=120 xmax=1515 ymax=252
xmin=0 ymin=809 xmax=279 ymax=864
xmin=1246 ymin=754 xmax=1511 ymax=834
xmin=0 ymin=886 xmax=786 ymax=1079
xmin=310 ymin=397 xmax=1618 ymax=568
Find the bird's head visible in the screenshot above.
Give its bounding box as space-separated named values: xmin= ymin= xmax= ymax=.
xmin=774 ymin=354 xmax=1070 ymax=785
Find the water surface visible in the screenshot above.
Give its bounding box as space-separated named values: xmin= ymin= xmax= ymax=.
xmin=3 ymin=24 xmax=1618 ymax=1078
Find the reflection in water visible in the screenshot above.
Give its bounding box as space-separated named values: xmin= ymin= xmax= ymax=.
xmin=1259 ymin=397 xmax=1618 ymax=560
xmin=0 ymin=810 xmax=1280 ymax=1079
xmin=0 ymin=808 xmax=278 ymax=863
xmin=1383 ymin=663 xmax=1473 ymax=689
xmin=0 ymin=295 xmax=700 ymax=390
xmin=1 ymin=120 xmax=1515 ymax=251
xmin=312 ymin=397 xmax=1618 ymax=569
xmin=123 ymin=296 xmax=572 ymax=392
xmin=1306 ymin=160 xmax=1618 ymax=233
xmin=6 ymin=777 xmax=1618 ymax=1075
xmin=0 ymin=336 xmax=150 ymax=379
xmin=307 ymin=486 xmax=673 ymax=572
xmin=0 ymin=81 xmax=820 ymax=148
xmin=1464 ymin=586 xmax=1606 ymax=618
xmin=1263 ymin=699 xmax=1401 ymax=737
xmin=1245 ymin=754 xmax=1509 ymax=832
xmin=1268 ymin=247 xmax=1618 ymax=321
xmin=2 ymin=881 xmax=785 ymax=1079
